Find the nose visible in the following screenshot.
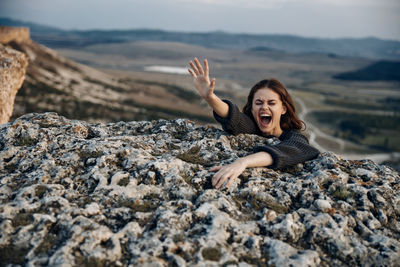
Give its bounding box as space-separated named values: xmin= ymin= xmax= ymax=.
xmin=261 ymin=102 xmax=268 ymax=109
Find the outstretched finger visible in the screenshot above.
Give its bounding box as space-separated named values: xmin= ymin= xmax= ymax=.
xmin=210 ymin=78 xmax=216 ymax=91
xmin=225 ymin=175 xmax=237 ymax=188
xmin=215 ymin=173 xmax=230 ymax=189
xmin=210 ymin=165 xmax=222 ymax=172
xmin=212 ymin=171 xmax=220 ymax=186
xmin=189 ymin=61 xmax=199 ymax=75
xmin=188 ymin=68 xmax=196 ymax=77
xmin=204 ymin=59 xmax=209 ymax=77
xmin=194 ymin=58 xmax=204 ymax=75
xmin=212 ymin=170 xmax=224 ymax=187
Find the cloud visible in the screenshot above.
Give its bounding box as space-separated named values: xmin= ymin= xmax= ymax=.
xmin=175 ymin=0 xmax=400 ymax=8
xmin=174 ymin=0 xmax=296 ymax=9
xmin=316 ymin=0 xmax=400 ymax=7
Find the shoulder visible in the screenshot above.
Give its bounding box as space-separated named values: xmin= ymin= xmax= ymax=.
xmin=214 ymin=99 xmax=259 ymax=135
xmin=279 ymin=130 xmax=308 ymax=143
xmin=213 ymin=99 xmax=238 ymax=122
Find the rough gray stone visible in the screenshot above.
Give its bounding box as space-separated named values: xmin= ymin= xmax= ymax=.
xmin=314 ymin=199 xmax=332 ymax=211
xmin=0 ymin=112 xmax=399 ymax=266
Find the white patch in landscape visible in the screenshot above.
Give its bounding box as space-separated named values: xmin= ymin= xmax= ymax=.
xmin=144 ymin=65 xmax=189 ymax=75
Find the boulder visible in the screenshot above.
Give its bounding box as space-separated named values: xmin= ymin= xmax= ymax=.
xmin=0 ymin=113 xmax=399 ymax=266
xmin=0 ymin=44 xmax=28 ymax=124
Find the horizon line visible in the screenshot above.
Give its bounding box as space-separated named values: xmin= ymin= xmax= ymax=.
xmin=1 ymin=16 xmax=400 ymax=42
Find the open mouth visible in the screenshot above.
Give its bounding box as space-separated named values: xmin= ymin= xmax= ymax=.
xmin=259 ymin=114 xmax=271 ymax=126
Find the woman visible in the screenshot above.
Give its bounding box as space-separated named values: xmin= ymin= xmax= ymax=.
xmin=188 ymin=58 xmax=319 ymax=189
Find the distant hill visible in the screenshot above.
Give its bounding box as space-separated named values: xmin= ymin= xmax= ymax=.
xmin=334 ymin=61 xmax=400 ymax=82
xmin=0 ymin=17 xmax=64 ymax=33
xmin=1 ymin=17 xmax=400 ymax=60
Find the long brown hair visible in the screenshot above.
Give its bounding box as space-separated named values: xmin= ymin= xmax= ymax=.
xmin=242 ymin=78 xmax=305 ymax=131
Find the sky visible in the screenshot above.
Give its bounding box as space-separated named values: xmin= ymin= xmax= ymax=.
xmin=1 ymin=0 xmax=400 ymax=40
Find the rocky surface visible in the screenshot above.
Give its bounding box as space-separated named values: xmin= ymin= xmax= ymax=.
xmin=0 ymin=113 xmax=399 ymax=266
xmin=0 ymin=43 xmax=28 ymax=124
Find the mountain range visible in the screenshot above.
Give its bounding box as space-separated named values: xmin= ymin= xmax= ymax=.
xmin=1 ymin=17 xmax=400 ymax=60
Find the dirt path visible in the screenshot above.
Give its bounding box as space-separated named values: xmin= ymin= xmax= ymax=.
xmin=296 ymin=96 xmax=345 ymax=151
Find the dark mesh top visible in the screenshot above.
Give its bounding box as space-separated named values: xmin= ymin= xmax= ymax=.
xmin=213 ymin=100 xmax=320 ymax=170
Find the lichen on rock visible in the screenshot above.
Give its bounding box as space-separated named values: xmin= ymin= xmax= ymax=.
xmin=0 ymin=112 xmax=399 ymax=266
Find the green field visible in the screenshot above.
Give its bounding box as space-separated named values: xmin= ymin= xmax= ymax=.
xmin=310 ymin=111 xmax=400 ymax=151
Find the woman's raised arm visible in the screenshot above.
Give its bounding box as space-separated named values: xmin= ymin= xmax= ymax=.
xmin=188 ymin=58 xmax=229 ymax=118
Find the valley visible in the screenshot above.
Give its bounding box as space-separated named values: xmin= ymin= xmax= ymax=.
xmin=3 ymin=24 xmax=398 ymax=167
xmin=56 ymin=41 xmax=400 ymax=159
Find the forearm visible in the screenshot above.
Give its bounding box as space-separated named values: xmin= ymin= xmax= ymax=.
xmin=206 ymin=93 xmax=229 ymax=118
xmin=253 ymin=131 xmax=320 ymax=170
xmin=211 ymin=151 xmax=273 ymax=189
xmin=240 ymin=152 xmax=273 ymax=168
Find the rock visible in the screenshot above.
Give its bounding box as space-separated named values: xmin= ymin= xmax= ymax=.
xmin=0 ymin=43 xmax=28 ymax=124
xmin=314 ymin=199 xmax=332 ymax=211
xmin=0 ymin=26 xmax=30 ymax=44
xmin=265 ymin=212 xmax=306 ymax=242
xmin=85 ymin=203 xmax=101 ymax=216
xmin=353 ymin=168 xmax=377 ymax=180
xmin=0 ymin=113 xmax=399 ymax=266
xmin=263 ymin=239 xmax=321 ymax=267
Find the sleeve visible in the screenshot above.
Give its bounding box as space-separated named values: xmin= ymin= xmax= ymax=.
xmin=213 ymin=99 xmax=259 ymax=135
xmin=254 ymin=130 xmax=320 ymax=170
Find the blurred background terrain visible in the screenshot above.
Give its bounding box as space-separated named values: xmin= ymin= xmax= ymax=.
xmin=1 ymin=0 xmax=399 ymax=168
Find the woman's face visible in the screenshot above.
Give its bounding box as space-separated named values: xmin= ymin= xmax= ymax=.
xmin=251 ymin=88 xmax=287 ymax=137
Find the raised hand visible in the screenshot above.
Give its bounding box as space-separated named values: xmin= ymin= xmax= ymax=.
xmin=188 ymin=58 xmax=216 ymax=100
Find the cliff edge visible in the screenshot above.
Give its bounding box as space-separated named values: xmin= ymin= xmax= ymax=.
xmin=0 ymin=113 xmax=399 ymax=266
xmin=0 ymin=27 xmax=29 ymax=124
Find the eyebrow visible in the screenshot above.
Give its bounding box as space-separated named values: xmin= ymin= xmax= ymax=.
xmin=255 ymin=99 xmax=277 ymax=102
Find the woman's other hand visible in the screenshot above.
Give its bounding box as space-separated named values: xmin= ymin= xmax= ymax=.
xmin=210 ymin=158 xmax=247 ymax=189
xmin=210 ymin=152 xmax=273 ymax=189
xmin=188 ymin=58 xmax=216 ymax=101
